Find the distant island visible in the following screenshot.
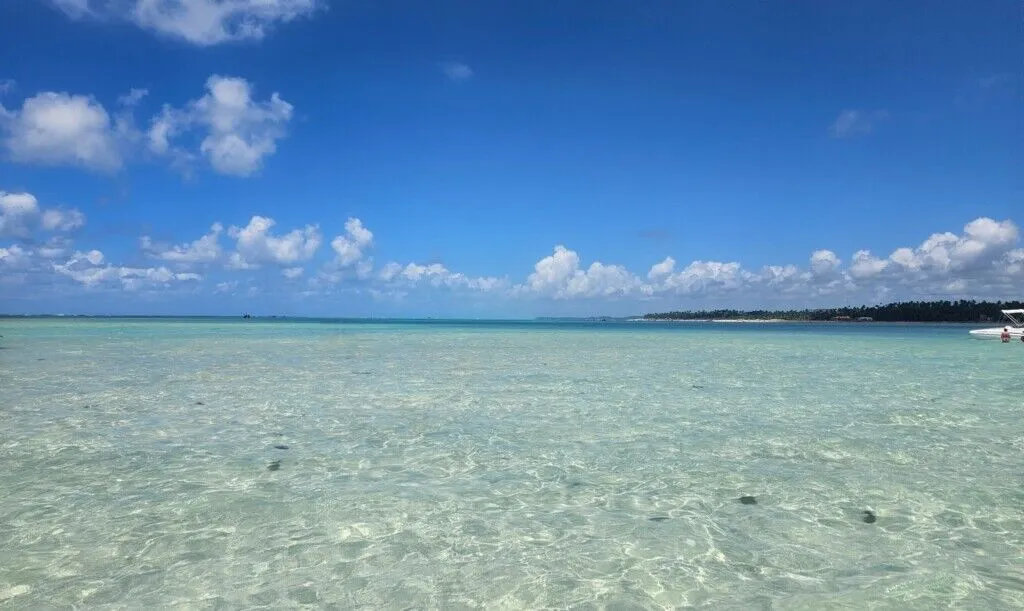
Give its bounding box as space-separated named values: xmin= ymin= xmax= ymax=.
xmin=643 ymin=300 xmax=1024 ymax=323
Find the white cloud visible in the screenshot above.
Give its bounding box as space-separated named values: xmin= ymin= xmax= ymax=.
xmin=330 ymin=218 xmax=374 ymax=266
xmin=148 ymin=75 xmax=293 ymax=176
xmin=142 ymin=222 xmax=223 ymax=264
xmin=0 ymin=191 xmax=40 ymax=237
xmin=843 ymin=219 xmax=1020 ymax=286
xmin=829 ymin=109 xmax=888 ymax=138
xmin=0 ymin=244 xmax=30 ymax=267
xmin=810 ymin=249 xmax=841 ymax=276
xmin=36 ymin=237 xmax=72 ymax=259
xmin=118 ymin=88 xmax=149 ymax=107
xmin=379 ymin=261 xmax=402 ymax=282
xmin=215 ymin=280 xmax=238 ymax=293
xmin=848 ymin=249 xmax=888 ymax=279
xmin=520 ymin=245 xmax=640 ymax=299
xmin=647 ymin=260 xmax=751 ymax=296
xmin=0 ymin=92 xmax=133 ymax=171
xmin=379 ymin=261 xmax=507 ymax=293
xmin=505 ymin=217 xmax=1022 ymax=304
xmin=1 ymin=190 xmax=86 ymax=237
xmin=53 ymin=248 xmax=201 ymax=290
xmin=2 ymin=77 xmax=290 ymax=177
xmin=41 ymin=208 xmax=86 ymax=232
xmin=227 ymin=215 xmax=320 ymax=269
xmin=315 ymin=217 xmax=379 ymax=284
xmin=440 ymin=62 xmax=474 ymax=82
xmin=648 ymin=256 xmax=675 ymax=279
xmin=524 ymin=245 xmax=580 ymax=295
xmin=51 ymin=0 xmax=320 ymax=46
xmin=74 ymin=249 xmax=105 ymax=266
xmin=4 ymin=204 xmax=1022 ymax=306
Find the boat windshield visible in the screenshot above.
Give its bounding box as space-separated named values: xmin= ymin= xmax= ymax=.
xmin=1002 ymin=309 xmax=1024 ymax=327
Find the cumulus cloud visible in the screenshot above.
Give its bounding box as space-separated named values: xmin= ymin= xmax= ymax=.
xmin=645 ymin=260 xmax=751 ymax=297
xmin=4 ymin=205 xmax=1022 ymax=306
xmin=648 ymin=256 xmax=675 ymax=279
xmin=51 ymin=0 xmax=320 ymax=46
xmin=148 ymin=75 xmax=293 ymax=176
xmin=0 ymin=92 xmax=136 ymax=171
xmin=810 ymin=249 xmax=841 ymax=276
xmin=142 ymin=222 xmax=223 ymax=264
xmin=378 ymin=261 xmax=507 ymax=292
xmin=227 ymin=215 xmax=320 ymax=269
xmin=0 ymin=191 xmax=41 ymax=237
xmin=0 ymin=244 xmax=30 ymax=267
xmin=848 ymin=250 xmax=887 ymax=280
xmin=36 ymin=237 xmax=73 ymax=259
xmin=330 ymin=218 xmax=374 ymax=266
xmin=314 ymin=218 xmax=380 ymax=284
xmin=829 ymin=109 xmax=888 ymax=138
xmin=1 ymin=190 xmax=86 ymax=237
xmin=54 ymin=253 xmax=202 ymax=290
xmin=519 ymin=245 xmax=640 ymax=299
xmin=504 ymin=217 xmax=1023 ymax=304
xmin=1 ymin=76 xmax=291 ymax=177
xmin=0 ymin=199 xmax=202 ymax=295
xmin=839 ymin=218 xmax=1021 ymax=296
xmin=41 ymin=208 xmax=87 ymax=232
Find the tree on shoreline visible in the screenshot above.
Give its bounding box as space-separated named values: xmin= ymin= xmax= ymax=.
xmin=643 ymin=300 xmax=1024 ymax=322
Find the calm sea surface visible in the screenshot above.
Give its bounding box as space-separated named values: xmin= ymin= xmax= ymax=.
xmin=1 ymin=318 xmax=1022 ymax=609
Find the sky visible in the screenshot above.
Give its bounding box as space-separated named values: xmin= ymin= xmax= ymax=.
xmin=0 ymin=0 xmax=1021 ymax=317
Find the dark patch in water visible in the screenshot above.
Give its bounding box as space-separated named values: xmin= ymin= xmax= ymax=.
xmin=195 ymin=401 xmax=205 ymax=406
xmin=649 ymin=516 xmax=670 ymax=522
xmin=739 ymin=496 xmax=758 ymax=505
xmin=692 ymin=384 xmax=705 ymax=389
xmin=268 ymin=460 xmax=281 ymax=471
xmin=862 ymin=510 xmax=876 ymax=524
xmin=274 ymin=445 xmax=290 ymax=450
xmin=83 ymin=405 xmax=91 ymax=409
xmin=273 ymin=432 xmax=284 ymax=437
xmin=37 ymin=357 xmax=45 ymax=361
xmin=567 ymin=481 xmax=584 ymax=488
xmin=353 ymin=371 xmax=373 ymax=375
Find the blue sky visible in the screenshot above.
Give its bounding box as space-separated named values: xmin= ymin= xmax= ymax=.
xmin=0 ymin=0 xmax=1021 ymax=317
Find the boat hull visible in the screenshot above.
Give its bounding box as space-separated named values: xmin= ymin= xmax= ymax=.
xmin=969 ymin=327 xmax=1024 ymax=339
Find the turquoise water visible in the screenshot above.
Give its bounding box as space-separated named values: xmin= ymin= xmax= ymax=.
xmin=1 ymin=318 xmax=1022 ymax=609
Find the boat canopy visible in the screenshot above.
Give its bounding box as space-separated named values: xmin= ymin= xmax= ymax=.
xmin=1001 ymin=309 xmax=1024 ymax=327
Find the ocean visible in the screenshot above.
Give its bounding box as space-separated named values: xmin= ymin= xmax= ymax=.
xmin=1 ymin=318 xmax=1022 ymax=609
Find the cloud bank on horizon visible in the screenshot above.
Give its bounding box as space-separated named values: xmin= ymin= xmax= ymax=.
xmin=3 ymin=186 xmax=1022 ymax=311
xmin=1 ymin=1 xmax=1020 ymax=313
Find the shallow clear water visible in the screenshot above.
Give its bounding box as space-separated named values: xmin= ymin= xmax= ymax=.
xmin=1 ymin=318 xmax=1022 ymax=609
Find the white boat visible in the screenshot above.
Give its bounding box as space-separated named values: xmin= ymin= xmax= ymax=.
xmin=969 ymin=309 xmax=1024 ymax=339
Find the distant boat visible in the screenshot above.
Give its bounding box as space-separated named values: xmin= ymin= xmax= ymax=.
xmin=968 ymin=309 xmax=1024 ymax=339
